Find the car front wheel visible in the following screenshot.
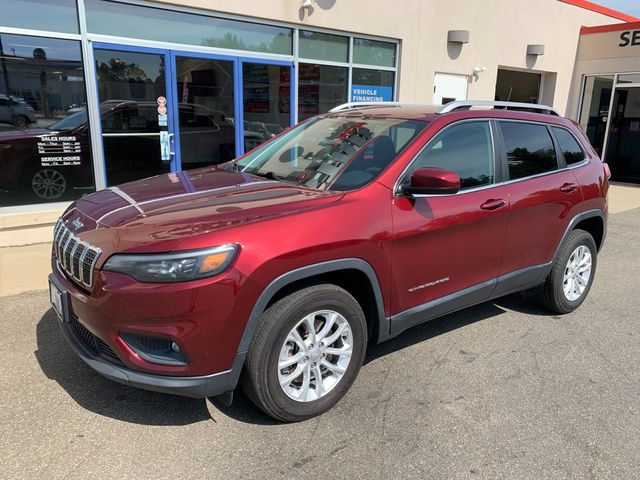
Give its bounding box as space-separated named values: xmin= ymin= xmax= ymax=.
xmin=242 ymin=284 xmax=367 ymax=422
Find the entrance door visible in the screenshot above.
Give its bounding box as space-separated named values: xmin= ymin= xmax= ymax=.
xmin=95 ymin=45 xmax=294 ymax=185
xmin=172 ymin=53 xmax=237 ymax=171
xmin=605 ymin=87 xmax=640 ymax=182
xmin=433 ymin=73 xmax=467 ymax=105
xmin=94 ymin=46 xmax=177 ymax=186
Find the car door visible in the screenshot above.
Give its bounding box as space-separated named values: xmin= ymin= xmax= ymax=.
xmin=495 ymin=120 xmax=583 ymax=294
xmin=390 ymin=120 xmax=510 ymax=334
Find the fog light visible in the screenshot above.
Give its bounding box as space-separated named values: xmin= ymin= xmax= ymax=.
xmin=119 ymin=332 xmax=188 ymax=366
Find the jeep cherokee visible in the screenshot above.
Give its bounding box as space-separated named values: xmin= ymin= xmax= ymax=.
xmin=49 ymin=101 xmax=609 ymax=422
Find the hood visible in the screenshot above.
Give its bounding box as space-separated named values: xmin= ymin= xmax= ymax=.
xmin=0 ymin=127 xmax=51 ymax=142
xmin=65 ymin=167 xmax=343 ymax=254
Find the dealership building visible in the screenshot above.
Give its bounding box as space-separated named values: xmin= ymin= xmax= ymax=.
xmin=0 ymin=0 xmax=638 ymax=236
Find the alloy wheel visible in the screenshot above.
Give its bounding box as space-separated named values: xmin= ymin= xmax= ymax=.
xmin=277 ymin=310 xmax=353 ymax=402
xmin=562 ymin=245 xmax=592 ymax=301
xmin=31 ymin=168 xmax=67 ymax=201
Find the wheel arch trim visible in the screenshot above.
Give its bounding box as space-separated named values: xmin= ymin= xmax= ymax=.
xmin=236 ymin=258 xmax=388 ymax=357
xmin=555 ymin=208 xmax=606 ymax=259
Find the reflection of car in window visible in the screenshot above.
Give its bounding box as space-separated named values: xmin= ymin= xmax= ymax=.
xmin=0 ymin=94 xmax=37 ymax=128
xmin=0 ymin=101 xmax=240 ymax=203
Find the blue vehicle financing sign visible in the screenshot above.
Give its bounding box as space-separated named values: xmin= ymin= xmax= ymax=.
xmin=351 ymin=85 xmax=393 ymax=102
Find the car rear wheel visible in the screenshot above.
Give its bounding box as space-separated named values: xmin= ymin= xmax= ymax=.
xmin=242 ymin=284 xmax=367 ymax=422
xmin=539 ymin=229 xmax=597 ymax=314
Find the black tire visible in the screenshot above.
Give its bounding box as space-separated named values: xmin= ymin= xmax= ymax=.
xmin=539 ymin=229 xmax=597 ymax=314
xmin=242 ymin=284 xmax=367 ymax=422
xmin=13 ymin=114 xmax=29 ymax=128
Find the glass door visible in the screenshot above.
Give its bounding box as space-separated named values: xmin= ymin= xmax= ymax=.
xmin=171 ymin=53 xmax=237 ymax=171
xmin=94 ymin=45 xmax=176 ymax=186
xmin=604 ymin=86 xmax=640 ymax=183
xmin=93 ymin=46 xmax=295 ymax=183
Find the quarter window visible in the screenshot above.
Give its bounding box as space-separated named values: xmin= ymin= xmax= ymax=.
xmin=500 ymin=122 xmax=558 ymax=180
xmin=552 ymin=127 xmax=586 ymax=165
xmin=410 ymin=121 xmax=494 ymax=190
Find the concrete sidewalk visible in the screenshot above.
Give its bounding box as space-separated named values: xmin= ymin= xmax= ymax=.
xmin=0 ymin=183 xmax=638 ymax=297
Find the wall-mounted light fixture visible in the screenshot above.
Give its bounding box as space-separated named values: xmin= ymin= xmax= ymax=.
xmin=447 ymin=30 xmax=470 ymax=45
xmin=526 ymin=44 xmax=545 ymax=56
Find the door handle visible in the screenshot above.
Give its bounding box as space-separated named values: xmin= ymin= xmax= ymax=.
xmin=168 ymin=132 xmax=176 ymax=156
xmin=560 ymin=182 xmax=577 ymax=193
xmin=480 ymin=199 xmax=506 ymax=211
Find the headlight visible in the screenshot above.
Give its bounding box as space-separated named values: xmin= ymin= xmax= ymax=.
xmin=103 ymin=244 xmax=238 ymax=283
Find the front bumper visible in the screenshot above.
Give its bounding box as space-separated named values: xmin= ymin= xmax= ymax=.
xmin=49 ymin=272 xmax=244 ymax=398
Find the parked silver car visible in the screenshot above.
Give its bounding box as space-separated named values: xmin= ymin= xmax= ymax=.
xmin=0 ymin=94 xmax=37 ymax=128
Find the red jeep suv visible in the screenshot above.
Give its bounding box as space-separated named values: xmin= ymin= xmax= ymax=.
xmin=48 ymin=101 xmax=609 ymax=422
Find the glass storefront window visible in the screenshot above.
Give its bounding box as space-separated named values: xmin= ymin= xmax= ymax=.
xmin=351 ymin=68 xmax=394 ymax=102
xmin=0 ymin=34 xmax=94 ymax=207
xmin=298 ymin=64 xmax=348 ymax=121
xmin=86 ymin=0 xmax=292 ymax=55
xmin=578 ymin=75 xmax=614 ymax=156
xmin=243 ymin=63 xmax=290 ymax=151
xmin=617 ymin=73 xmax=640 ymax=84
xmin=0 ymin=0 xmax=78 ymax=34
xmin=353 ymin=38 xmax=396 ymax=67
xmin=299 ymin=31 xmax=349 ymax=63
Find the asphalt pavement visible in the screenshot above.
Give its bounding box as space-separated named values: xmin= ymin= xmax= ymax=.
xmin=1 ymin=208 xmax=639 ymax=479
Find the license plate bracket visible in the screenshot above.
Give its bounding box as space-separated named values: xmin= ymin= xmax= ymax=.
xmin=48 ymin=277 xmax=69 ymax=323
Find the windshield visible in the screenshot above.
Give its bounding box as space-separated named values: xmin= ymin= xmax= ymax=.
xmin=233 ymin=115 xmax=427 ymax=191
xmin=49 ymin=108 xmax=88 ymax=131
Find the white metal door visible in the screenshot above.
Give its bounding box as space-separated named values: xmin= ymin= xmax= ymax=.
xmin=433 ymin=73 xmax=468 ymax=105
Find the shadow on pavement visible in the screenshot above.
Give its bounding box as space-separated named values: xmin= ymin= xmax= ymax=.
xmin=35 ymin=292 xmax=553 ymax=426
xmin=35 ymin=308 xmax=212 ymax=426
xmin=365 ymin=291 xmax=558 ymax=365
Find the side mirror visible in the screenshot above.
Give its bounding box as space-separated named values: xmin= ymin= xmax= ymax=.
xmin=402 ymin=167 xmax=461 ymax=196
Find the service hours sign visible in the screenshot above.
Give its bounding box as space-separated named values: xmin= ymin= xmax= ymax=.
xmin=37 ymin=135 xmax=82 ymax=166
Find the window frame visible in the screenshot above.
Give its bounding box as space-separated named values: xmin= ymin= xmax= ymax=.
xmin=548 ymin=126 xmax=589 ymax=169
xmin=495 ymin=119 xmax=563 ymax=183
xmin=394 ymin=119 xmax=502 ymax=197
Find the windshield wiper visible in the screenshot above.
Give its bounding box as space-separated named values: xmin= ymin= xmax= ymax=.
xmin=249 ymin=171 xmax=282 ymax=181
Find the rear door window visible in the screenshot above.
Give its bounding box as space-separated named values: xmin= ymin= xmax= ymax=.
xmin=499 ymin=122 xmax=558 ymax=180
xmin=552 ymin=127 xmax=586 ymax=165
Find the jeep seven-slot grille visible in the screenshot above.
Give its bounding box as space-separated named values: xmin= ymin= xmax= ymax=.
xmin=53 ymin=219 xmax=101 ymax=289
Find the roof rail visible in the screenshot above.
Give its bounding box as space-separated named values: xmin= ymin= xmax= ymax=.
xmin=329 ymin=101 xmax=406 ymax=112
xmin=439 ymin=100 xmax=560 ymax=116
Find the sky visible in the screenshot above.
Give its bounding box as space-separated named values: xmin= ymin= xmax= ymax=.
xmin=594 ymin=0 xmax=640 ymax=18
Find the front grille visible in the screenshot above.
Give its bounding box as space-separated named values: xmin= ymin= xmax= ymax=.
xmin=53 ymin=219 xmax=101 ymax=289
xmin=69 ymin=315 xmax=123 ymax=366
